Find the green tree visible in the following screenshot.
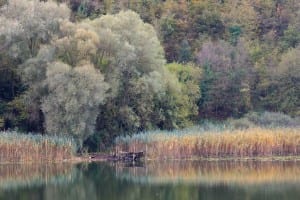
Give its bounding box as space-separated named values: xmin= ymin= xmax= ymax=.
xmin=178 ymin=39 xmax=192 ymax=63
xmin=189 ymin=2 xmax=225 ymax=40
xmin=280 ymin=25 xmax=300 ymax=51
xmin=266 ymin=46 xmax=300 ymax=116
xmin=159 ymin=0 xmax=189 ymax=62
xmin=90 ymin=11 xmax=167 ymax=147
xmin=162 ymin=63 xmax=202 ymax=128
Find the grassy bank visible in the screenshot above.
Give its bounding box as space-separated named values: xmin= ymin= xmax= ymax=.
xmin=116 ymin=126 xmax=300 ymax=159
xmin=0 ymin=131 xmax=76 ymax=163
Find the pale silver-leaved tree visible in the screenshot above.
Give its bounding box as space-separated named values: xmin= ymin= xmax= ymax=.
xmin=42 ymin=62 xmax=109 ymax=142
xmin=0 ymin=0 xmax=69 ymax=57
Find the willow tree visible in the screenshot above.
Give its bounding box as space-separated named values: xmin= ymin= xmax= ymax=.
xmin=0 ymin=0 xmax=70 ymax=131
xmin=22 ymin=9 xmax=200 ymax=149
xmin=22 ymin=10 xmax=166 ymax=147
xmin=86 ymin=11 xmax=168 ymax=142
xmin=42 ymin=62 xmax=109 ymax=141
xmin=0 ymin=0 xmax=70 ymax=57
xmin=22 ymin=14 xmax=110 ymax=144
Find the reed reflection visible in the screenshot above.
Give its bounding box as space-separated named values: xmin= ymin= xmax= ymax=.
xmin=115 ymin=160 xmax=300 ymax=185
xmin=0 ymin=163 xmax=76 ymax=190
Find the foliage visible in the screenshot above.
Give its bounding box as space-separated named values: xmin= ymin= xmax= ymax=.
xmin=189 ymin=5 xmax=225 ymax=39
xmin=271 ymin=46 xmax=300 ymax=116
xmin=23 ymin=10 xmax=193 ymax=149
xmin=257 ymin=46 xmax=300 ymax=116
xmin=42 ymin=62 xmax=109 ymax=142
xmin=0 ymin=0 xmax=69 ymax=58
xmin=0 ymin=0 xmax=70 ymax=131
xmin=90 ymin=11 xmax=168 ymax=148
xmin=280 ymin=25 xmax=300 ymax=51
xmin=3 ymin=96 xmax=28 ymax=130
xmin=23 ymin=38 xmax=109 ymax=146
xmin=197 ymin=40 xmax=253 ymax=118
xmin=163 ymin=63 xmax=201 ymax=127
xmin=178 ymin=39 xmax=192 ymax=63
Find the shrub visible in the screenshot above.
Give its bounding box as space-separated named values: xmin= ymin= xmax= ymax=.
xmin=228 ymin=118 xmax=254 ymax=129
xmin=245 ymin=112 xmax=300 ymax=127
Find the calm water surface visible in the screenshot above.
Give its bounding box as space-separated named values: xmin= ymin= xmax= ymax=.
xmin=0 ymin=160 xmax=300 ymax=200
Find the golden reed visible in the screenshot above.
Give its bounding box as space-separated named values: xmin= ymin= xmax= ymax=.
xmin=116 ymin=128 xmax=300 ymax=159
xmin=0 ymin=131 xmax=75 ymax=163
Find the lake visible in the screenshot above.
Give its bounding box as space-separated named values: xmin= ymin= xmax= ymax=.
xmin=0 ymin=160 xmax=300 ymax=200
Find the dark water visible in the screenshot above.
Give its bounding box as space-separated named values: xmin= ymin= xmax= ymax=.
xmin=0 ymin=161 xmax=300 ymax=200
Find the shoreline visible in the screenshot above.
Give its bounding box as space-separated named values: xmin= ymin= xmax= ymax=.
xmin=77 ymin=154 xmax=300 ymax=163
xmin=1 ymin=155 xmax=300 ymax=165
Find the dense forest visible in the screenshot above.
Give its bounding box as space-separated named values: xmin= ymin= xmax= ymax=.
xmin=0 ymin=0 xmax=299 ymax=150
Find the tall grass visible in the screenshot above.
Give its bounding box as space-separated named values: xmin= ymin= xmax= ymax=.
xmin=116 ymin=126 xmax=300 ymax=159
xmin=0 ymin=131 xmax=76 ymax=163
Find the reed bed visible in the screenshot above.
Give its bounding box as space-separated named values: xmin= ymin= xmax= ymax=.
xmin=116 ymin=127 xmax=300 ymax=159
xmin=0 ymin=131 xmax=76 ymax=163
xmin=115 ymin=160 xmax=300 ymax=185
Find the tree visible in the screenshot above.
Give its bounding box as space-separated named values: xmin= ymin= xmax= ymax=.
xmin=221 ymin=0 xmax=257 ymax=41
xmin=0 ymin=0 xmax=70 ymax=131
xmin=266 ymin=46 xmax=300 ymax=116
xmin=197 ymin=40 xmax=253 ymax=118
xmin=0 ymin=0 xmax=70 ymax=58
xmin=280 ymin=24 xmax=300 ymax=51
xmin=89 ymin=11 xmax=167 ymax=147
xmin=22 ymin=10 xmax=172 ymax=149
xmin=189 ymin=1 xmax=225 ymax=40
xmin=159 ymin=0 xmax=189 ymax=62
xmin=22 ymin=17 xmax=109 ymax=143
xmin=178 ymin=39 xmax=192 ymax=63
xmin=42 ymin=62 xmax=109 ymax=142
xmin=162 ymin=63 xmax=201 ymax=128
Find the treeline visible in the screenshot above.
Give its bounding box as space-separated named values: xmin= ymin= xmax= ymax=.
xmin=0 ymin=0 xmax=299 ymax=150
